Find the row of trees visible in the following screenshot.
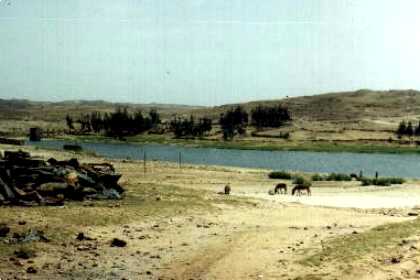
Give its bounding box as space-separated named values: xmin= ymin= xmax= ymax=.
xmin=169 ymin=116 xmax=212 ymax=138
xmin=251 ymin=105 xmax=291 ymax=128
xmin=396 ymin=120 xmax=420 ymax=136
xmin=220 ymin=105 xmax=292 ymax=140
xmin=65 ymin=104 xmax=292 ymax=140
xmin=66 ymin=108 xmax=161 ymax=138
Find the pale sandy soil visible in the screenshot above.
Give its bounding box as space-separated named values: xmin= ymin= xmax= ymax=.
xmin=245 ymin=185 xmax=420 ymax=209
xmin=1 ymin=145 xmax=420 ymax=280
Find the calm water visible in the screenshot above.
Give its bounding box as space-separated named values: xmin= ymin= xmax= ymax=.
xmin=28 ymin=140 xmax=420 ymax=178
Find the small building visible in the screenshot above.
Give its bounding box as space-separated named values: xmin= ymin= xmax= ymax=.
xmin=29 ymin=127 xmax=42 ymax=141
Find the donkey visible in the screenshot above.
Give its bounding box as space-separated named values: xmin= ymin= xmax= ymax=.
xmin=224 ymin=184 xmax=231 ymax=195
xmin=274 ymin=183 xmax=287 ymax=195
xmin=292 ymin=184 xmax=311 ymax=196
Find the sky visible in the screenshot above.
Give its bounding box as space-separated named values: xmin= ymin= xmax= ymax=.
xmin=1 ymin=0 xmax=420 ymax=106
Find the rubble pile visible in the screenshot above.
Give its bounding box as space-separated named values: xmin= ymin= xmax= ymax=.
xmin=0 ymin=150 xmax=124 ymax=206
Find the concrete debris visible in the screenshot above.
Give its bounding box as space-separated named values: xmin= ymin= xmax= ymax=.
xmin=0 ymin=150 xmax=125 ymax=206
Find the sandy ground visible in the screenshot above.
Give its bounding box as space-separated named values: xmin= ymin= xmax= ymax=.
xmin=246 ymin=185 xmax=420 ymax=209
xmin=1 ymin=145 xmax=420 ymax=279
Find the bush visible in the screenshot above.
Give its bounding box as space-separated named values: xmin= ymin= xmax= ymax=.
xmin=311 ymin=174 xmax=324 ymax=181
xmin=327 ymin=173 xmax=352 ymax=181
xmin=279 ymin=132 xmax=290 ymax=139
xmin=311 ymin=173 xmax=352 ymax=182
xmin=268 ymin=171 xmax=292 ymax=180
xmin=361 ymin=177 xmax=405 ymax=186
xmin=388 ymin=177 xmax=405 ymax=184
xmin=292 ymin=176 xmax=312 ymax=187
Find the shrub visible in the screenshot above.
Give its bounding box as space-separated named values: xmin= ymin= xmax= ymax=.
xmin=311 ymin=173 xmax=352 ymax=182
xmin=279 ymin=132 xmax=290 ymax=139
xmin=268 ymin=171 xmax=292 ymax=180
xmin=327 ymin=173 xmax=352 ymax=181
xmin=311 ymin=174 xmax=324 ymax=181
xmin=361 ymin=177 xmax=405 ymax=186
xmin=388 ymin=177 xmax=405 ymax=184
xmin=292 ymin=176 xmax=312 ymax=187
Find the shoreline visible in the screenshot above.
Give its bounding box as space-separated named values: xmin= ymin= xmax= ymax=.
xmin=36 ymin=134 xmax=420 ymax=154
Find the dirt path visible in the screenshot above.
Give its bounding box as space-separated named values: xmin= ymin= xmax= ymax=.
xmin=159 ymin=203 xmax=410 ymax=280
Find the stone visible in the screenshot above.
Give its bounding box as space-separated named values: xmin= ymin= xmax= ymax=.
xmin=110 ymin=238 xmax=127 ymax=247
xmin=26 ymin=266 xmax=37 ymax=274
xmin=0 ymin=224 xmax=10 ymax=237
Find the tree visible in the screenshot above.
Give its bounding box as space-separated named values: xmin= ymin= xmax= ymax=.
xmin=406 ymin=121 xmax=414 ymax=136
xmin=77 ymin=114 xmax=92 ymax=132
xmin=89 ymin=112 xmax=103 ymax=133
xmin=251 ymin=105 xmax=291 ymax=128
xmin=416 ymin=121 xmax=420 ymax=136
xmin=149 ymin=109 xmax=161 ymax=128
xmin=65 ymin=114 xmax=74 ymax=130
xmin=170 ymin=115 xmax=212 ymax=138
xmin=396 ymin=121 xmax=407 ymax=136
xmin=220 ymin=106 xmax=248 ymax=140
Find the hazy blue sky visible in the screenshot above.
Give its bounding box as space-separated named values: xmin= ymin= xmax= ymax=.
xmin=1 ymin=0 xmax=420 ymax=106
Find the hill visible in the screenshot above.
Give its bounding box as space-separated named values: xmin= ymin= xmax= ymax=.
xmin=2 ymin=90 xmax=420 ymax=142
xmin=192 ymin=89 xmax=420 ymax=122
xmin=0 ymin=99 xmax=204 ymax=122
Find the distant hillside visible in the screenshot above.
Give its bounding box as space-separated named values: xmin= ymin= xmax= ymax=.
xmin=2 ymin=90 xmax=420 ymax=138
xmin=0 ymin=99 xmax=205 ymax=122
xmin=191 ymin=89 xmax=420 ymax=122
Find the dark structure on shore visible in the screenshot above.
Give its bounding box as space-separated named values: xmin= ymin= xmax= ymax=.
xmin=29 ymin=127 xmax=42 ymax=142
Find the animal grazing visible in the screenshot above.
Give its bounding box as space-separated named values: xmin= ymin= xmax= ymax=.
xmin=292 ymin=184 xmax=311 ymax=196
xmin=224 ymin=184 xmax=231 ymax=195
xmin=274 ymin=183 xmax=287 ymax=194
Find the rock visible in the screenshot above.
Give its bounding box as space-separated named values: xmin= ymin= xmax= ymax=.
xmin=13 ymin=229 xmax=49 ymax=243
xmin=110 ymin=238 xmax=127 ymax=247
xmin=390 ymin=257 xmax=401 ymax=264
xmin=26 ymin=266 xmax=37 ymax=274
xmin=76 ymin=245 xmax=92 ymax=251
xmin=408 ymin=212 xmax=419 ymax=216
xmin=38 ymin=182 xmax=69 ymax=193
xmin=76 ymin=232 xmax=86 ymax=241
xmin=0 ymin=224 xmax=10 ymax=237
xmin=14 ymin=249 xmax=36 ymax=259
xmin=76 ymin=232 xmax=93 ymax=241
xmin=13 ymin=260 xmax=23 ymax=266
xmin=18 ymin=221 xmax=27 ymax=225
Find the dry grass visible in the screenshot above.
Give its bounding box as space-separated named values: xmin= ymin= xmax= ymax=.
xmin=301 ymin=218 xmax=420 ymax=267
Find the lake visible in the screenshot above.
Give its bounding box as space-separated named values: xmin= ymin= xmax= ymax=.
xmin=28 ymin=140 xmax=420 ymax=178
